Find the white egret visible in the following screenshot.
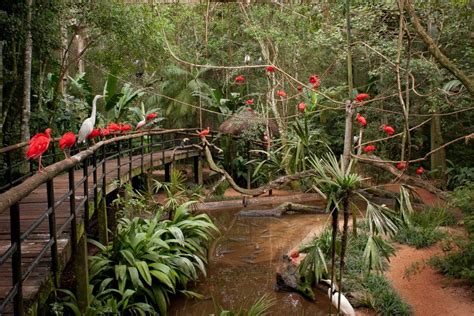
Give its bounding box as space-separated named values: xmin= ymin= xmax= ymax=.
xmin=77 ymin=95 xmax=102 ymax=143
xmin=320 ymin=279 xmax=355 ymax=316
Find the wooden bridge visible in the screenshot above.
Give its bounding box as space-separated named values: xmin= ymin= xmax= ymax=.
xmin=0 ymin=128 xmax=206 ymax=315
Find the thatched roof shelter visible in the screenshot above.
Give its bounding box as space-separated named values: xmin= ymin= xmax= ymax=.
xmin=218 ymin=109 xmax=279 ymax=137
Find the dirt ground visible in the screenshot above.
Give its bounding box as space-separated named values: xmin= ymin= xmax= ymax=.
xmin=384 ymin=185 xmax=474 ymax=316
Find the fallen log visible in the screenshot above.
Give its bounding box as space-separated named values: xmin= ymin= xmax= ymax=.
xmin=239 ymin=202 xmax=325 ymax=217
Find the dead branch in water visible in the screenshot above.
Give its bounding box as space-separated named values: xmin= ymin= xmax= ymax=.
xmin=239 ymin=202 xmax=325 ymax=217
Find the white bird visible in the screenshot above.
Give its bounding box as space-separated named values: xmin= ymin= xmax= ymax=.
xmin=136 ymin=118 xmax=146 ymax=130
xmin=321 ymin=279 xmax=355 ymax=316
xmin=77 ymin=95 xmax=102 ymax=143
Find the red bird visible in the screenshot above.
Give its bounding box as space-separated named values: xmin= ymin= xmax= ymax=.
xmin=297 ymin=85 xmax=303 ymax=92
xmin=235 ymin=75 xmax=245 ymax=83
xmin=309 ymin=75 xmax=321 ymax=89
xmin=87 ymin=128 xmax=101 ymax=140
xmin=396 ymin=162 xmax=407 ymax=170
xmin=298 ymin=102 xmax=306 ymax=113
xmin=120 ymin=124 xmax=132 ymax=133
xmin=26 ymin=128 xmax=52 ymax=172
xmin=199 ymin=127 xmax=210 ymax=139
xmin=107 ymin=122 xmax=122 ymax=134
xmin=277 ymin=90 xmax=287 ymax=97
xmin=146 ymin=112 xmax=158 ymax=121
xmin=382 ymin=124 xmax=395 ymax=136
xmin=266 ymin=66 xmax=275 ymax=72
xmin=290 ymin=250 xmax=299 ymax=259
xmin=59 ymin=132 xmax=76 ymax=158
xmin=355 ymin=93 xmax=370 ymax=102
xmin=416 ymin=166 xmax=424 ymax=175
xmin=99 ymin=128 xmax=110 ymax=137
xmin=363 ymin=145 xmax=376 ymax=153
xmin=356 ymin=113 xmax=367 ymax=127
xmin=245 ymin=99 xmax=254 ymax=105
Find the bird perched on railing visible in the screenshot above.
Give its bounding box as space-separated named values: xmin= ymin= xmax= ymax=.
xmin=59 ymin=132 xmax=76 ymax=158
xmin=26 ymin=128 xmax=52 ymax=172
xmin=77 ymin=95 xmax=103 ymax=143
xmin=136 ymin=112 xmax=158 ymax=130
xmin=198 ymin=127 xmax=210 ymax=139
xmin=320 ymin=279 xmax=355 ymax=316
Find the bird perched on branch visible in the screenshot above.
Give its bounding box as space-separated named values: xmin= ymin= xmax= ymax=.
xmin=59 ymin=132 xmax=76 ymax=158
xmin=381 ymin=124 xmax=395 ymax=136
xmin=356 ymin=113 xmax=367 ymax=127
xmin=199 ymin=127 xmax=210 ymax=139
xmin=26 ymin=128 xmax=52 ymax=172
xmin=77 ymin=95 xmax=102 ymax=143
xmin=355 ymin=93 xmax=370 ymax=102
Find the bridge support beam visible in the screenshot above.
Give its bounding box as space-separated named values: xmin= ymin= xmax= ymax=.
xmin=193 ymin=156 xmax=203 ymax=185
xmin=98 ymin=196 xmax=108 ymax=245
xmin=164 ymin=162 xmax=173 ymax=182
xmin=75 ymin=232 xmax=90 ymax=312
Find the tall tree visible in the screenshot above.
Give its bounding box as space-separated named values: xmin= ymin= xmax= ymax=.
xmin=20 ymin=0 xmax=33 ymax=148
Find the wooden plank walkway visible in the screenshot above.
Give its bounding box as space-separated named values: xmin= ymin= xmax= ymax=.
xmin=0 ymin=147 xmax=201 ymax=313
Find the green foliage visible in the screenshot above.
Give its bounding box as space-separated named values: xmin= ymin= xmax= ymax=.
xmin=112 ymin=182 xmax=160 ymax=218
xmin=395 ymin=225 xmax=445 ymax=249
xmin=214 ymin=294 xmax=276 ymax=316
xmin=86 ymin=203 xmax=218 ymax=315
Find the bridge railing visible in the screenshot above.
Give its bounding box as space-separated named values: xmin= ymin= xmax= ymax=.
xmin=0 ymin=128 xmax=203 ymax=315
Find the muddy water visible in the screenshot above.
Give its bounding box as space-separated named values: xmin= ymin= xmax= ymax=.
xmin=169 ymin=202 xmax=333 ymax=315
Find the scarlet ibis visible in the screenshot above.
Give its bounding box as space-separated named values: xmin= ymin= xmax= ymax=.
xmin=59 ymin=132 xmax=76 ymax=158
xmin=26 ymin=128 xmax=52 ymax=172
xmin=146 ymin=112 xmax=158 ymax=121
xmin=298 ymin=102 xmax=306 ymax=112
xmin=120 ymin=124 xmax=132 ymax=133
xmin=363 ymin=145 xmax=375 ymax=153
xmin=277 ymin=90 xmax=287 ymax=97
xmin=290 ymin=250 xmax=299 ymax=259
xmin=77 ymin=95 xmax=102 ymax=143
xmin=355 ymin=93 xmax=370 ymax=102
xmin=416 ymin=166 xmax=424 ymax=175
xmin=356 ymin=113 xmax=367 ymax=127
xmin=107 ymin=122 xmax=121 ymax=134
xmin=99 ymin=128 xmax=110 ymax=137
xmin=87 ymin=128 xmax=101 ymax=140
xmin=266 ymin=66 xmax=275 ymax=72
xmin=320 ymin=280 xmax=355 ymax=316
xmin=199 ymin=127 xmax=210 ymax=138
xmin=245 ymin=99 xmax=254 ymax=105
xmin=297 ymin=85 xmax=303 ymax=92
xmin=235 ymin=75 xmax=245 ymax=83
xmin=309 ymin=75 xmax=320 ymax=89
xmin=396 ymin=162 xmax=407 ymax=170
xmin=382 ymin=124 xmax=395 ymax=136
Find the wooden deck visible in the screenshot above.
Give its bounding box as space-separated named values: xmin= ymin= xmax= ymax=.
xmin=0 ymin=147 xmax=201 ymax=314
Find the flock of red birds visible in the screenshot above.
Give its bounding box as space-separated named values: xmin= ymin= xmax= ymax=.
xmin=354 ymin=94 xmax=424 ymax=175
xmin=26 ymin=112 xmax=159 ymax=172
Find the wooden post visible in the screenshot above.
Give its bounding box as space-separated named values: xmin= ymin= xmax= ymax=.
xmin=98 ymin=196 xmax=108 ymax=245
xmin=164 ymin=162 xmax=173 ymax=182
xmin=75 ymin=231 xmax=90 ymax=312
xmin=193 ymin=155 xmax=203 ymax=185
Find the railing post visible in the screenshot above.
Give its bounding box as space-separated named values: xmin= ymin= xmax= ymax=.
xmin=246 ymin=140 xmax=251 ymax=189
xmin=193 ymin=155 xmax=203 ymax=185
xmin=150 ymin=134 xmax=154 ymax=169
xmin=68 ymin=168 xmax=77 ymax=258
xmin=117 ymin=139 xmax=121 ymax=183
xmin=10 ymin=202 xmax=24 ymax=316
xmin=92 ymin=151 xmax=98 ymax=217
xmin=98 ymin=144 xmax=109 ymax=245
xmin=128 ymin=137 xmax=133 ymax=180
xmin=51 ymin=140 xmax=57 ymax=163
xmin=140 ymin=134 xmax=144 ymax=174
xmin=164 ymin=162 xmax=172 ymax=182
xmin=83 ymin=157 xmax=90 ymax=233
xmin=5 ymin=150 xmax=12 ymax=189
xmin=46 ymin=179 xmax=59 ymax=287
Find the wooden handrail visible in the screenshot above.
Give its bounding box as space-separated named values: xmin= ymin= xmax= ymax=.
xmin=0 ymin=128 xmax=198 ymax=214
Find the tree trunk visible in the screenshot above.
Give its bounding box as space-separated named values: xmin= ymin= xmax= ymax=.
xmin=430 ymin=113 xmax=446 ymax=183
xmin=338 ymin=195 xmax=350 ymax=313
xmin=342 ymin=100 xmax=354 ymax=172
xmin=404 ymin=0 xmax=474 ymax=97
xmin=20 ymin=0 xmax=33 ymax=152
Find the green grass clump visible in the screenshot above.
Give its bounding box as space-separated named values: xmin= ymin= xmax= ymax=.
xmin=361 ymin=275 xmax=412 ymax=316
xmin=394 ymin=205 xmax=456 ymax=248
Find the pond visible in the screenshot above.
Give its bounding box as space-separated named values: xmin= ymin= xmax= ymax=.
xmin=169 ymin=201 xmax=334 ymax=315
